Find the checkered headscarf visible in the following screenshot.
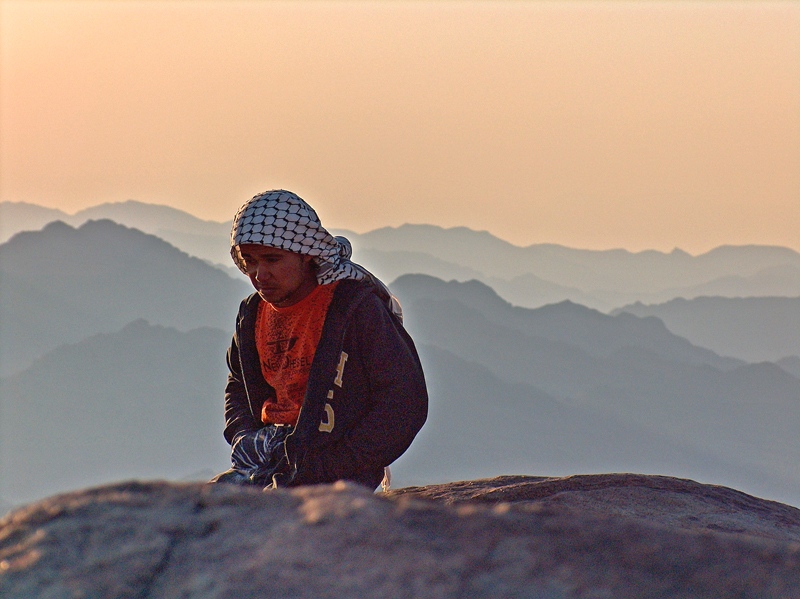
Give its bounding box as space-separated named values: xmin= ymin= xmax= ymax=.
xmin=231 ymin=190 xmax=402 ymax=321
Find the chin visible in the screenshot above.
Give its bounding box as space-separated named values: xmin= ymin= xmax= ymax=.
xmin=257 ymin=290 xmax=279 ymax=303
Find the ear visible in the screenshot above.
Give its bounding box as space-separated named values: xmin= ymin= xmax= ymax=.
xmin=301 ymin=254 xmax=318 ymax=272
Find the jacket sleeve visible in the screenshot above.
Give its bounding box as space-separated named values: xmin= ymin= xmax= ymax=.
xmin=223 ymin=325 xmax=261 ymax=445
xmin=293 ymin=293 xmax=428 ymax=484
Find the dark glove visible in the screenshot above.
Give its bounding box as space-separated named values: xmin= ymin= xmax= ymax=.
xmin=230 ymin=426 xmax=291 ymax=483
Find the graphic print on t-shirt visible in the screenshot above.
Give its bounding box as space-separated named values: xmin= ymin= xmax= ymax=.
xmin=263 ymin=337 xmax=298 ymax=355
xmin=255 ymin=282 xmax=338 ymax=425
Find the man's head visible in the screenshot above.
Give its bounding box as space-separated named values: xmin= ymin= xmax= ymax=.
xmin=230 ymin=190 xmax=332 ymax=306
xmin=230 ymin=189 xmax=340 ymax=273
xmin=231 ymin=188 xmax=405 ymax=320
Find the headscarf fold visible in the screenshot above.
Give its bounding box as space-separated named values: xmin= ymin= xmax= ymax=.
xmin=231 ymin=190 xmax=402 ymax=321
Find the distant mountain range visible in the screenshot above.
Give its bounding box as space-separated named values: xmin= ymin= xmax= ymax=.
xmin=613 ymin=297 xmax=800 ymax=363
xmin=0 ymin=200 xmax=234 ymax=270
xmin=348 ymin=225 xmax=800 ymax=309
xmin=3 ymin=200 xmax=800 ymax=310
xmin=2 ymin=218 xmax=800 ymax=508
xmin=391 ymin=275 xmax=800 ymax=505
xmin=777 ymin=357 xmax=800 ymax=379
xmin=0 ymin=320 xmax=231 ymax=505
xmin=395 ymin=343 xmax=780 ymax=497
xmin=0 ymin=219 xmax=250 ymax=376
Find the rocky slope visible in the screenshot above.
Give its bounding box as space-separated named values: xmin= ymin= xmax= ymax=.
xmin=2 ymin=474 xmax=799 ymax=598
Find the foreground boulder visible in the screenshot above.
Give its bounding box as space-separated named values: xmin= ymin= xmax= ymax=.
xmin=1 ymin=474 xmax=799 ymax=598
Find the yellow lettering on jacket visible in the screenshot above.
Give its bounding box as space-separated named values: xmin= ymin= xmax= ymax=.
xmin=319 ymin=400 xmax=335 ymax=433
xmin=334 ymin=351 xmax=349 ymax=388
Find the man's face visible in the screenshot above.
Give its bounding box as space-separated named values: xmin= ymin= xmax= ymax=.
xmin=236 ymin=244 xmax=318 ymax=307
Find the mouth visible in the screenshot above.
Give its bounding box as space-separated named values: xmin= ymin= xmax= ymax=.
xmin=256 ymin=287 xmax=286 ymax=302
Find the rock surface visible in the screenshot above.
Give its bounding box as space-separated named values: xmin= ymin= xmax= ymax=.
xmin=1 ymin=474 xmax=799 ymax=598
xmin=391 ymin=474 xmax=800 ymax=544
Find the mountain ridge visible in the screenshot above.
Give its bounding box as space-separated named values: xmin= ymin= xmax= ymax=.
xmin=393 ymin=274 xmax=800 ymax=505
xmin=3 ymin=202 xmax=800 ymax=507
xmin=0 ymin=319 xmax=231 ymax=504
xmin=0 ymin=218 xmax=250 ymax=375
xmin=613 ymin=296 xmax=800 ymax=363
xmin=4 ymin=200 xmax=800 ymax=309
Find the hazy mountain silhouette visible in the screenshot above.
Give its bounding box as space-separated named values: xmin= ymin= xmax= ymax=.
xmin=613 ymin=296 xmax=800 ymax=363
xmin=392 ymin=343 xmax=789 ymax=503
xmin=655 ymin=265 xmax=800 ymax=300
xmin=353 ymin=225 xmax=798 ymax=285
xmin=0 ymin=320 xmax=231 ymax=505
xmin=352 ymin=248 xmax=485 ymax=283
xmin=393 ymin=275 xmax=741 ymax=372
xmin=347 ymin=244 xmax=605 ymax=308
xmin=73 ymin=200 xmax=233 ymax=267
xmin=2 ymin=312 xmax=785 ymax=507
xmin=0 ymin=200 xmax=233 ymax=267
xmin=73 ymin=200 xmax=229 ymax=236
xmin=1 ymin=234 xmax=798 ymax=505
xmin=5 ymin=201 xmax=800 ymax=309
xmin=0 ymin=219 xmax=250 ymax=375
xmin=485 ymin=272 xmax=604 ymax=311
xmin=329 ymin=230 xmax=800 ymax=310
xmin=3 ymin=202 xmax=800 ymax=506
xmin=0 ymin=202 xmax=69 ymax=243
xmin=392 ymin=275 xmax=800 ymax=505
xmin=776 ymin=357 xmax=800 ymax=379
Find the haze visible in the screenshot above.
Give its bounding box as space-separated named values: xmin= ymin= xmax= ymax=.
xmin=1 ymin=0 xmax=798 ymax=253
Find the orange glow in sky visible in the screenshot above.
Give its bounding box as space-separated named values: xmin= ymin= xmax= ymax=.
xmin=1 ymin=1 xmax=798 ymax=253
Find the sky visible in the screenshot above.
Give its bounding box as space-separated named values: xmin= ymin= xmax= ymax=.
xmin=1 ymin=0 xmax=798 ymax=253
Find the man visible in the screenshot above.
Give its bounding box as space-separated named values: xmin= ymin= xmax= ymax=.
xmin=211 ymin=190 xmax=428 ymax=490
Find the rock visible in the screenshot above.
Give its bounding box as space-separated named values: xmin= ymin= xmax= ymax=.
xmin=0 ymin=474 xmax=798 ymax=598
xmin=390 ymin=473 xmax=800 ymax=544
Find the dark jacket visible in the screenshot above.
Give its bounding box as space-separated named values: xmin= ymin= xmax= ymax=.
xmin=224 ymin=279 xmax=428 ymax=489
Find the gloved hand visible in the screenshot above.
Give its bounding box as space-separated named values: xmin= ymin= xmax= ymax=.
xmin=230 ymin=426 xmax=291 ymax=482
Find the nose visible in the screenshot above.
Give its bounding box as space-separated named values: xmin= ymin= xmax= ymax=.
xmin=254 ymin=261 xmax=269 ymax=282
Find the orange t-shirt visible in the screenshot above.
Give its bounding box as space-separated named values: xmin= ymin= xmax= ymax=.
xmin=255 ymin=282 xmax=338 ymax=425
